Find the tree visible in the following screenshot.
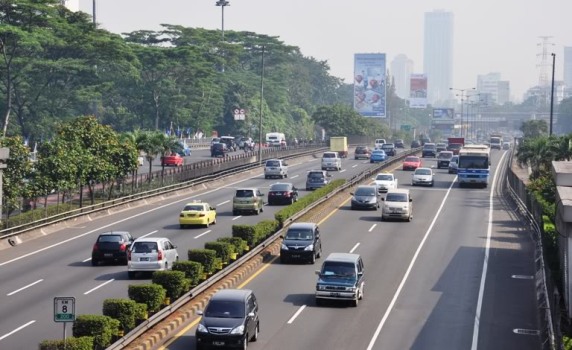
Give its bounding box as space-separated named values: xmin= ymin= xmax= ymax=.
xmin=516 ymin=135 xmax=560 ymax=179
xmin=0 ymin=136 xmax=33 ymax=218
xmin=520 ymin=119 xmax=548 ymax=139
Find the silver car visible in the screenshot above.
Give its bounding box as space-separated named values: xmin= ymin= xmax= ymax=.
xmin=128 ymin=237 xmax=179 ymax=278
xmin=448 ymin=155 xmax=459 ymax=174
xmin=264 ymin=159 xmax=288 ymax=179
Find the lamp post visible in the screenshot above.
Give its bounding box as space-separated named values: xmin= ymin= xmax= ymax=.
xmin=550 ymin=53 xmax=556 ymax=136
xmin=450 ymin=87 xmax=475 ymax=139
xmin=258 ymin=46 xmax=265 ymax=165
xmin=215 ymin=0 xmax=229 ymax=72
xmin=465 ymin=92 xmax=481 ymax=139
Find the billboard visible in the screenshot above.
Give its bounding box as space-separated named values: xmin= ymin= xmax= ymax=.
xmin=432 ymin=108 xmax=454 ymax=119
xmin=353 ymin=53 xmax=386 ymax=117
xmin=409 ymin=74 xmax=427 ymax=109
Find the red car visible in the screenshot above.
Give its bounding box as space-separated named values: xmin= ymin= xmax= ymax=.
xmin=402 ymin=156 xmax=421 ymax=171
xmin=161 ymin=154 xmax=184 ymax=167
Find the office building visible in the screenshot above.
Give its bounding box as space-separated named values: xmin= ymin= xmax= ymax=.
xmin=390 ymin=54 xmax=414 ymax=99
xmin=564 ymin=46 xmax=572 ymax=97
xmin=423 ymin=10 xmax=454 ymax=105
xmin=477 ymin=72 xmax=511 ymax=105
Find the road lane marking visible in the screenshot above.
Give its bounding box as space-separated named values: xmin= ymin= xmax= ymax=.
xmin=366 ymin=174 xmax=456 ymax=350
xmin=7 ymin=279 xmax=43 ymax=296
xmin=287 ymin=305 xmax=307 ymax=324
xmin=339 ymin=169 xmax=346 ymax=173
xmin=352 ymin=164 xmax=358 ymax=168
xmin=194 ymin=230 xmax=212 ymax=239
xmin=140 ymin=230 xmax=158 ymax=239
xmin=216 ymin=200 xmax=230 ymax=206
xmin=368 ymin=224 xmax=377 ymax=232
xmin=232 ymin=216 xmax=242 ymax=220
xmin=84 ymin=279 xmax=115 ymax=295
xmin=83 ymin=257 xmax=92 ymax=263
xmin=0 ymin=320 xmax=36 ymax=341
xmin=349 ymin=243 xmax=360 ymax=253
xmin=471 ymin=151 xmax=507 ymax=350
xmin=290 ymin=175 xmax=299 ymax=179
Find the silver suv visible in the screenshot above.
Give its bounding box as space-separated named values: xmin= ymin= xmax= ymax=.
xmin=381 ymin=189 xmax=413 ymax=222
xmin=233 ymin=188 xmax=265 ymax=215
xmin=264 ymin=159 xmax=288 ymax=179
xmin=306 ymin=170 xmax=331 ymax=191
xmin=127 ymin=237 xmax=179 ymax=278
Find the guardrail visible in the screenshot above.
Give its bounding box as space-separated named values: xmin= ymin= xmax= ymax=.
xmin=107 ymin=147 xmax=421 ymax=350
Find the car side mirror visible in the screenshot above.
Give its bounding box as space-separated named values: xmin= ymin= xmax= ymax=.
xmin=197 ymin=310 xmax=203 ymax=315
xmin=358 ymin=272 xmax=364 ymax=278
xmin=409 ymin=198 xmax=413 ymax=202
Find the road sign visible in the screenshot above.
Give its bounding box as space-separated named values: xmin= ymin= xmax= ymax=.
xmin=400 ymin=125 xmax=412 ymax=131
xmin=233 ymin=108 xmax=246 ymax=121
xmin=54 ymin=297 xmax=75 ymax=322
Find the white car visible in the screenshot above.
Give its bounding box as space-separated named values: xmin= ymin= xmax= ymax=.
xmin=372 ymin=173 xmax=398 ymax=193
xmin=381 ymin=189 xmax=413 ymax=221
xmin=128 ymin=237 xmax=179 ymax=278
xmin=411 ymin=167 xmax=434 ymax=187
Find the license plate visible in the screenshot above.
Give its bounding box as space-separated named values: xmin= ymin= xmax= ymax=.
xmin=213 ymin=341 xmax=225 ymax=346
xmin=104 ymin=253 xmax=113 ymax=257
xmin=139 ymin=257 xmax=149 ymax=261
xmin=330 ymin=292 xmax=340 ymax=297
xmin=291 ymin=255 xmax=300 ymax=258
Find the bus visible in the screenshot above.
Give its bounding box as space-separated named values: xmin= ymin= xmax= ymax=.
xmin=457 ymin=144 xmax=491 ymax=188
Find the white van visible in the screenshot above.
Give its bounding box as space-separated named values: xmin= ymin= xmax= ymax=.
xmin=266 ymin=132 xmax=286 ymax=147
xmin=374 ymin=139 xmax=386 ymax=149
xmin=321 ymin=151 xmax=341 ymax=171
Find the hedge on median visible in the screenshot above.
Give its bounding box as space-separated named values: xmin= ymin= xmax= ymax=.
xmin=72 ymin=315 xmax=120 ymax=350
xmin=102 ymin=298 xmax=147 ymax=333
xmin=205 ymin=241 xmax=234 ymax=265
xmin=152 ymin=270 xmax=190 ymax=300
xmin=188 ymin=248 xmax=220 ymax=275
xmin=39 ymin=336 xmax=94 ymax=350
xmin=173 ymin=260 xmax=204 ymax=287
xmin=217 ymin=236 xmax=248 ymax=257
xmin=128 ymin=284 xmax=167 ymax=313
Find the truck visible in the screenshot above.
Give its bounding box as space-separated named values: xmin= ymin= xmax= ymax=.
xmin=447 ymin=137 xmax=465 ymax=155
xmin=489 ymin=133 xmax=502 ymax=150
xmin=329 ymin=136 xmax=348 ymax=158
xmin=266 ymin=132 xmax=286 ymax=147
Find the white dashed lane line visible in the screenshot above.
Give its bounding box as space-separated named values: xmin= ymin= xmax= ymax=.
xmin=349 ymin=242 xmax=360 ymax=253
xmin=84 ymin=279 xmax=115 ymax=295
xmin=194 ymin=230 xmax=212 ymax=239
xmin=287 ymin=305 xmax=307 ymax=324
xmin=7 ymin=279 xmax=44 ymax=296
xmin=0 ymin=320 xmax=36 ymax=341
xmin=368 ymin=224 xmax=377 ymax=232
xmin=216 ymin=200 xmax=230 ymax=206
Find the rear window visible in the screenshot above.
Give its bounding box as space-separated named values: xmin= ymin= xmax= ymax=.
xmin=355 ymin=187 xmax=376 ymax=196
xmin=270 ymin=184 xmax=290 ymax=191
xmin=404 ymin=157 xmax=419 ymax=162
xmin=322 ymin=153 xmax=336 ymax=158
xmin=308 ymin=172 xmax=325 ymax=179
xmin=132 ymin=241 xmax=158 ymax=253
xmin=235 ymin=189 xmax=255 ymax=198
xmin=438 ymin=152 xmax=453 ymax=159
xmin=423 ymin=144 xmax=436 ymax=150
xmin=381 ymin=144 xmax=394 ymax=149
xmin=265 ymin=160 xmax=280 ymax=167
xmin=98 ymin=235 xmax=123 ymax=243
xmin=386 ymin=193 xmax=408 ymax=202
xmin=183 ymin=205 xmax=204 ymax=211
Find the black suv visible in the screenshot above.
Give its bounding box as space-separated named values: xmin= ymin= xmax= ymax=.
xmin=422 ymin=143 xmax=437 ymax=158
xmin=196 ymin=289 xmax=260 ymax=349
xmin=394 ymin=139 xmax=405 ymax=148
xmin=91 ymin=231 xmax=134 ymax=266
xmin=411 ymin=140 xmax=421 ymax=148
xmin=211 ymin=143 xmax=228 ymax=157
xmin=381 ymin=143 xmax=396 ymax=156
xmin=280 ymin=222 xmax=322 ymax=264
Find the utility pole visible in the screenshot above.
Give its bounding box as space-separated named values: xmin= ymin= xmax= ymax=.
xmin=258 ymin=46 xmax=265 ymax=165
xmin=550 ymin=53 xmax=556 ymax=135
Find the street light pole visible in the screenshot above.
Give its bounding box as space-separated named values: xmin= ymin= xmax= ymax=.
xmin=550 ymin=53 xmax=556 ymax=136
xmin=215 ymin=0 xmax=229 ymax=72
xmin=258 ymin=46 xmax=265 ymax=165
xmin=450 ymin=87 xmax=475 ymax=139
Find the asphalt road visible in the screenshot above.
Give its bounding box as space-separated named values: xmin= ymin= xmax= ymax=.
xmin=160 ymin=149 xmax=541 ymax=350
xmin=0 ymin=149 xmax=392 ymax=350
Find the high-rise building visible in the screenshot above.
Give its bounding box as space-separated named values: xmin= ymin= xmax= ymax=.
xmin=564 ymin=46 xmax=572 ymax=97
xmin=390 ymin=54 xmax=414 ymax=99
xmin=423 ymin=10 xmax=454 ymax=106
xmin=477 ymin=73 xmax=511 ymax=105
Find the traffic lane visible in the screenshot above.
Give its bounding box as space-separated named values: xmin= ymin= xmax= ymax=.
xmin=163 ymin=172 xmax=452 ymax=350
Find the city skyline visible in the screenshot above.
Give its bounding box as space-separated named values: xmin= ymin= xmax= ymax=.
xmin=78 ymin=0 xmax=572 ymax=101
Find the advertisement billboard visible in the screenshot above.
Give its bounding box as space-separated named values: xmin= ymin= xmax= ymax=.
xmin=432 ymin=108 xmax=454 ymax=119
xmin=353 ymin=53 xmax=386 ymax=117
xmin=409 ymin=74 xmax=427 ymax=109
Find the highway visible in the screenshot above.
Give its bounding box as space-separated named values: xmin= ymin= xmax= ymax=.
xmin=0 ymin=149 xmax=381 ymax=350
xmin=160 ymin=149 xmax=541 ymax=350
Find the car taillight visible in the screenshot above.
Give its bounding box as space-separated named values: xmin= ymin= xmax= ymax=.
xmin=92 ymin=243 xmax=99 ymax=251
xmin=157 ymin=251 xmax=163 ymax=261
xmin=119 ymin=243 xmax=127 ymax=252
xmin=283 ymin=192 xmax=291 ymax=197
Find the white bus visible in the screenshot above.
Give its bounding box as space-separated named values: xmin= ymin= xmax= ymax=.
xmin=457 ymin=144 xmax=491 ymax=188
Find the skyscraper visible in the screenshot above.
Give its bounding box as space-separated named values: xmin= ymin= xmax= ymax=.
xmin=423 ymin=10 xmax=454 ymax=106
xmin=390 ymin=54 xmax=414 ymax=99
xmin=564 ymin=46 xmax=572 ymax=97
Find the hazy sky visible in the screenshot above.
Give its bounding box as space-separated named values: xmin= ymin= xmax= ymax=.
xmin=79 ymin=0 xmax=571 ymax=101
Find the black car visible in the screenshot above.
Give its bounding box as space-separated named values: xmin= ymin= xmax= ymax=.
xmin=381 ymin=143 xmax=396 ymax=156
xmin=280 ymin=222 xmax=322 ymax=264
xmin=196 ymin=289 xmax=260 ymax=349
xmin=91 ymin=231 xmax=134 ymax=266
xmin=421 ymin=143 xmax=437 ymax=157
xmin=411 ymin=140 xmax=421 ymax=148
xmin=211 ymin=143 xmax=228 ymax=157
xmin=394 ymin=139 xmax=405 ymax=148
xmin=267 ymin=183 xmax=298 ymax=205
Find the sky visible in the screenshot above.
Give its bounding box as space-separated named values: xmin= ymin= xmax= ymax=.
xmin=76 ymin=0 xmax=572 ymax=102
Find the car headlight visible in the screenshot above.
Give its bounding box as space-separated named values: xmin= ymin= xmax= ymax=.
xmin=197 ymin=324 xmax=208 ymax=333
xmin=304 ymin=244 xmax=314 ymax=251
xmin=230 ymin=325 xmax=245 ymax=335
xmin=317 ymin=284 xmax=327 ymax=291
xmin=346 ymin=286 xmax=357 ymax=292
xmin=281 ymin=244 xmax=289 ymax=250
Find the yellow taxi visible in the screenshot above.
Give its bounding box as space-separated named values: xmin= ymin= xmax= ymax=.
xmin=179 ymin=201 xmax=217 ymax=228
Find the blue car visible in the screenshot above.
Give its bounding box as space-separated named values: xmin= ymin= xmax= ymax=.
xmin=370 ymin=150 xmax=387 ymax=163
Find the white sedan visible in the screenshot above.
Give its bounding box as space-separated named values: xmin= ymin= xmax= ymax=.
xmin=411 ymin=167 xmax=434 ymax=187
xmin=372 ymin=173 xmax=398 ymax=193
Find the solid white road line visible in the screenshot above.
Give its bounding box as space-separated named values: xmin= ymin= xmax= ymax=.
xmin=232 ymin=216 xmax=242 ymax=221
xmin=84 ymin=279 xmax=115 ymax=295
xmin=349 ymin=243 xmax=360 ymax=254
xmin=216 ymin=200 xmax=230 ymax=206
xmin=139 ymin=230 xmax=158 ymax=239
xmin=368 ymin=224 xmax=377 ymax=232
xmin=366 ymin=177 xmax=456 ymax=350
xmin=340 ymin=169 xmax=347 ymax=173
xmin=352 ymin=164 xmax=358 ymax=168
xmin=287 ymin=305 xmax=306 ymax=324
xmin=290 ymin=175 xmax=299 ymax=179
xmin=7 ymin=279 xmax=44 ymax=296
xmin=194 ymin=230 xmax=212 ymax=239
xmin=0 ymin=320 xmax=36 ymax=341
xmin=83 ymin=257 xmax=92 ymax=263
xmin=471 ymin=151 xmax=507 ymax=350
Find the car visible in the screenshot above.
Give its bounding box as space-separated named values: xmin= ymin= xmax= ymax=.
xmin=436 ymin=143 xmax=447 ymax=153
xmin=370 ymin=149 xmax=387 ymax=163
xmin=448 ymin=155 xmax=459 ymax=174
xmin=380 ymin=143 xmax=396 ymax=156
xmin=503 ymin=141 xmax=511 ymax=150
xmin=280 ymin=222 xmax=322 ymax=264
xmin=232 ymin=188 xmax=264 ymax=215
xmin=238 ymin=137 xmax=253 ymax=150
xmin=211 ymin=142 xmax=228 ymax=157
xmin=91 ymin=231 xmax=135 ymax=266
xmin=127 ymin=237 xmax=179 ymax=278
xmin=267 ymin=182 xmax=298 ymax=205
xmin=394 ymin=139 xmax=405 ymax=148
xmin=264 ymin=159 xmax=288 ymax=179
xmin=402 ymin=156 xmax=421 ymax=171
xmin=381 ymin=189 xmax=413 ymax=221
xmin=211 ymin=137 xmax=221 ymax=144
xmin=372 ymin=172 xmax=398 ymax=193
xmin=421 ymin=143 xmax=437 ymax=158
xmin=195 ymin=289 xmax=260 ymax=350
xmin=436 ymin=151 xmax=454 ymax=169
xmin=306 ymin=170 xmax=331 ymax=191
xmin=354 ymin=146 xmax=371 ymax=160
xmin=411 ymin=167 xmax=434 ymax=186
xmin=321 ymin=151 xmax=342 ymax=171
xmin=219 ymin=136 xmax=237 ymax=151
xmin=179 ymin=201 xmax=217 ymax=228
xmin=374 ymin=138 xmax=387 ymax=149
xmin=315 ymin=253 xmax=365 ymax=307
xmin=161 ymin=153 xmax=184 ymax=166
xmin=411 ymin=140 xmax=421 ymax=148
xmin=350 ymin=185 xmax=380 ymax=210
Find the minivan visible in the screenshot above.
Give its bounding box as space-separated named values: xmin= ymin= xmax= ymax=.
xmin=196 ymin=289 xmax=260 ymax=349
xmin=315 ymin=253 xmax=365 ymax=307
xmin=127 ymin=237 xmax=179 ymax=278
xmin=232 ymin=188 xmax=264 ymax=215
xmin=381 ymin=189 xmax=413 ymax=222
xmin=321 ymin=151 xmax=341 ymax=171
xmin=264 ymin=159 xmax=288 ymax=179
xmin=306 ymin=170 xmax=331 ymax=191
xmin=280 ymin=222 xmax=322 ymax=264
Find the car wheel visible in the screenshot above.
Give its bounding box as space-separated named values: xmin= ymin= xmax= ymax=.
xmin=310 ymin=252 xmax=316 ymax=264
xmin=316 ymin=298 xmax=324 ymax=306
xmin=317 ymin=246 xmax=322 ymax=258
xmin=264 ymin=175 xmax=268 ymax=179
xmin=351 ymin=296 xmax=359 ymax=307
xmin=260 ymin=206 xmax=264 ymax=213
xmin=306 ymin=187 xmax=310 ymax=191
xmin=213 ymin=217 xmax=217 ymax=225
xmin=251 ymin=322 xmax=259 ymax=342
xmin=284 ymin=174 xmax=288 ymax=178
xmin=128 ymin=271 xmax=135 ymax=279
xmin=380 ymin=215 xmax=384 ymax=221
xmin=91 ymin=258 xmax=98 ymax=266
xmin=255 ymin=208 xmax=260 ymax=215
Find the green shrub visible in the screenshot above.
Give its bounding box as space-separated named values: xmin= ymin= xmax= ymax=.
xmin=128 ymin=284 xmax=166 ymax=313
xmin=254 ymin=219 xmax=280 ymax=242
xmin=232 ymin=225 xmax=257 ymax=247
xmin=188 ymin=248 xmax=219 ymax=274
xmin=134 ymin=302 xmax=148 ymax=322
xmin=152 ymin=270 xmax=189 ymax=300
xmin=205 ymin=241 xmax=234 ymax=264
xmin=173 ymin=260 xmax=204 ymax=287
xmin=217 ymin=237 xmax=248 ymax=256
xmin=39 ymin=336 xmax=94 ymax=350
xmin=102 ymin=299 xmax=138 ymax=332
xmin=72 ymin=315 xmax=120 ymax=350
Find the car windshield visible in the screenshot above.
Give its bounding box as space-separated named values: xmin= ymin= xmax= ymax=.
xmin=386 ymin=193 xmax=408 ymax=202
xmin=270 ymin=184 xmax=290 ymax=191
xmin=266 ymin=160 xmax=280 ymax=167
xmin=438 ymin=153 xmax=453 ymax=159
xmin=423 ymin=145 xmax=436 ymax=150
xmin=235 ymin=190 xmax=254 ymax=198
xmin=131 ymin=242 xmax=158 ymax=253
xmin=381 ymin=144 xmax=394 ymax=149
xmin=376 ymin=174 xmax=393 ymax=181
xmin=404 ymin=157 xmax=419 ymax=162
xmin=98 ymin=235 xmax=122 ymax=243
xmin=308 ymin=173 xmax=324 ymax=179
xmin=355 ymin=187 xmax=376 ymax=196
xmin=323 ymin=153 xmax=336 ymax=158
xmin=321 ymin=262 xmax=356 ymax=278
xmin=285 ymin=229 xmax=313 ymax=240
xmin=183 ymin=205 xmax=204 ymax=211
xmin=415 ymin=169 xmax=432 ymax=175
xmin=204 ymin=300 xmax=245 ymax=318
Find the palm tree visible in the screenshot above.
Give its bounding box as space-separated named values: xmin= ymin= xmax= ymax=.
xmin=516 ymin=135 xmax=561 ymax=179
